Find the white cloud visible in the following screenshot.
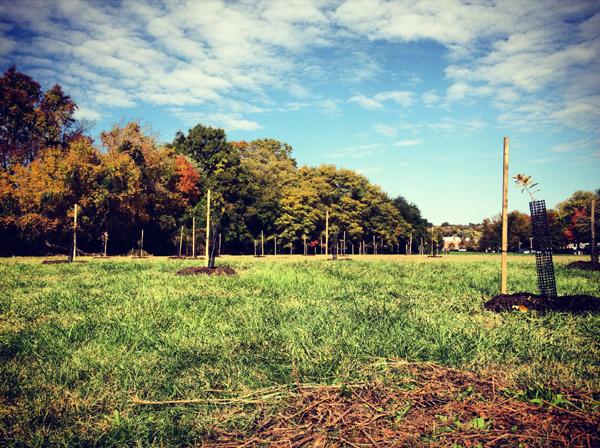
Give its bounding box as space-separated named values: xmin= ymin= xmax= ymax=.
xmin=422 ymin=91 xmax=440 ymax=105
xmin=327 ymin=143 xmax=384 ymax=158
xmin=551 ymin=139 xmax=591 ymax=153
xmin=355 ymin=166 xmax=384 ymax=174
xmin=394 ymin=140 xmax=423 ymax=147
xmin=348 ymin=95 xmax=383 ymax=110
xmin=73 ymin=105 xmax=101 ymax=121
xmin=374 ymin=124 xmax=398 ymax=137
xmin=373 ymin=91 xmax=414 ymax=107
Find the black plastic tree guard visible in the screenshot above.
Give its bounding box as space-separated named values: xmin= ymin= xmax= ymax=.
xmin=331 ymin=235 xmax=338 ymax=260
xmin=529 ymin=200 xmax=557 ymax=298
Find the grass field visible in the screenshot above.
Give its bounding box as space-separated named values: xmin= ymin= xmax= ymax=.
xmin=1 ymin=254 xmax=599 ymax=446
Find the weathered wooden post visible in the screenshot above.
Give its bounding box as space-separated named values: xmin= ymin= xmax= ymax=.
xmin=274 ymin=236 xmax=277 ymax=255
xmin=591 ymin=198 xmax=597 ymax=266
xmin=261 ymin=230 xmax=264 ymax=256
xmin=192 ymin=217 xmax=196 ymax=258
xmin=219 ymin=233 xmax=221 ymax=256
xmin=179 ymin=226 xmax=184 ymax=257
xmin=205 ymin=189 xmax=210 ymax=268
xmin=69 ymin=204 xmax=78 ymax=262
xmin=501 ymin=137 xmax=509 ymax=294
xmin=325 ymin=209 xmax=329 ymax=256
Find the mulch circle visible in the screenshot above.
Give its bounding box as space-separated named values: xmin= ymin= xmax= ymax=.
xmin=168 ymin=256 xmax=188 ymax=260
xmin=566 ymin=261 xmax=600 ymax=272
xmin=41 ymin=260 xmax=89 ymax=265
xmin=175 ymin=266 xmax=236 ymax=276
xmin=200 ymin=362 xmax=599 ymax=447
xmin=484 ymin=292 xmax=600 ymax=314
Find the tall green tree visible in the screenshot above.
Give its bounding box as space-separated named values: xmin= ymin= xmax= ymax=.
xmin=170 ymin=124 xmax=259 ymax=253
xmin=391 ymin=195 xmax=428 ymax=253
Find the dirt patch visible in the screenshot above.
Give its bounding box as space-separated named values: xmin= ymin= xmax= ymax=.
xmin=566 ymin=261 xmax=600 ymax=272
xmin=327 ymin=258 xmax=353 ymax=261
xmin=484 ymin=292 xmax=600 ymax=314
xmin=168 ymin=256 xmax=188 ymax=260
xmin=198 ymin=363 xmax=599 ymax=447
xmin=41 ymin=260 xmax=89 ymax=265
xmin=175 ymin=266 xmax=236 ymax=276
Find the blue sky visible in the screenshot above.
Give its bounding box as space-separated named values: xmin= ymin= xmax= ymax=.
xmin=1 ymin=0 xmax=599 ymax=225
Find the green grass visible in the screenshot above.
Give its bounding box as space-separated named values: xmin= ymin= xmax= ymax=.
xmin=0 ymin=256 xmax=599 ymax=446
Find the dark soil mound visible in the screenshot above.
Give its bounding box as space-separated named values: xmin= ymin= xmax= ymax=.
xmin=42 ymin=260 xmax=89 ymax=265
xmin=327 ymin=258 xmax=353 ymax=261
xmin=168 ymin=256 xmax=188 ymax=259
xmin=176 ymin=266 xmax=236 ymax=276
xmin=566 ymin=261 xmax=600 ymax=272
xmin=484 ymin=292 xmax=600 ymax=314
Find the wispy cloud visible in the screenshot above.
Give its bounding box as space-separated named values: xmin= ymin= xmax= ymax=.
xmin=355 ymin=166 xmax=384 ymax=174
xmin=348 ymin=95 xmax=383 ymax=110
xmin=374 ymin=124 xmax=398 ymax=137
xmin=327 ymin=143 xmax=384 ymax=158
xmin=394 ymin=140 xmax=423 ymax=147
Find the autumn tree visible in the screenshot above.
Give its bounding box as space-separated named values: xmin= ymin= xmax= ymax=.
xmin=477 ymin=211 xmax=531 ymax=252
xmin=0 ymin=66 xmax=77 ymax=169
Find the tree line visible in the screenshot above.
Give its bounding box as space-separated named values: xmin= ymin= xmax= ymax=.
xmin=0 ymin=67 xmax=429 ymax=256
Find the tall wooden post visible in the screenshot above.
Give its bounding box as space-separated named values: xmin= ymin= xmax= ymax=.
xmin=219 ymin=233 xmax=221 ymax=256
xmin=274 ymin=236 xmax=277 ymax=255
xmin=303 ymin=235 xmax=307 ymax=255
xmin=192 ymin=217 xmax=196 ymax=258
xmin=325 ymin=209 xmax=329 ymax=256
xmin=591 ymin=198 xmax=597 ymax=265
xmin=179 ymin=226 xmax=184 ymax=257
xmin=205 ymin=189 xmax=211 ymax=267
xmin=501 ymin=137 xmax=510 ymax=294
xmin=343 ymin=231 xmax=346 ymax=256
xmin=70 ymin=204 xmax=78 ymax=261
xmin=410 ymin=232 xmax=412 ymax=255
xmin=261 ymin=230 xmax=264 ymax=256
xmin=140 ymin=229 xmax=144 ymax=258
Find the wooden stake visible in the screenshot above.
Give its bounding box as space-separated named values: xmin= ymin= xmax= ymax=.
xmin=274 ymin=236 xmax=276 ymax=255
xmin=179 ymin=226 xmax=184 ymax=257
xmin=501 ymin=137 xmax=510 ymax=294
xmin=261 ymin=230 xmax=264 ymax=256
xmin=591 ymin=198 xmax=597 ymax=265
xmin=219 ymin=233 xmax=221 ymax=256
xmin=325 ymin=209 xmax=329 ymax=256
xmin=192 ymin=217 xmax=196 ymax=258
xmin=205 ymin=189 xmax=210 ymax=267
xmin=71 ymin=204 xmax=78 ymax=261
xmin=140 ymin=229 xmax=144 ymax=258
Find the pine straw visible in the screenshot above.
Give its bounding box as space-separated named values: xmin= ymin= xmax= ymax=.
xmin=191 ymin=363 xmax=599 ymax=447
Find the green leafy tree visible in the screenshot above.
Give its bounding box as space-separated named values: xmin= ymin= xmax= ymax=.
xmin=170 ymin=124 xmax=260 ymax=253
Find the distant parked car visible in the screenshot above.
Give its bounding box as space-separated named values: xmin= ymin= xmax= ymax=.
xmin=458 ymin=248 xmax=467 ymax=252
xmin=517 ymin=248 xmax=531 ymax=254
